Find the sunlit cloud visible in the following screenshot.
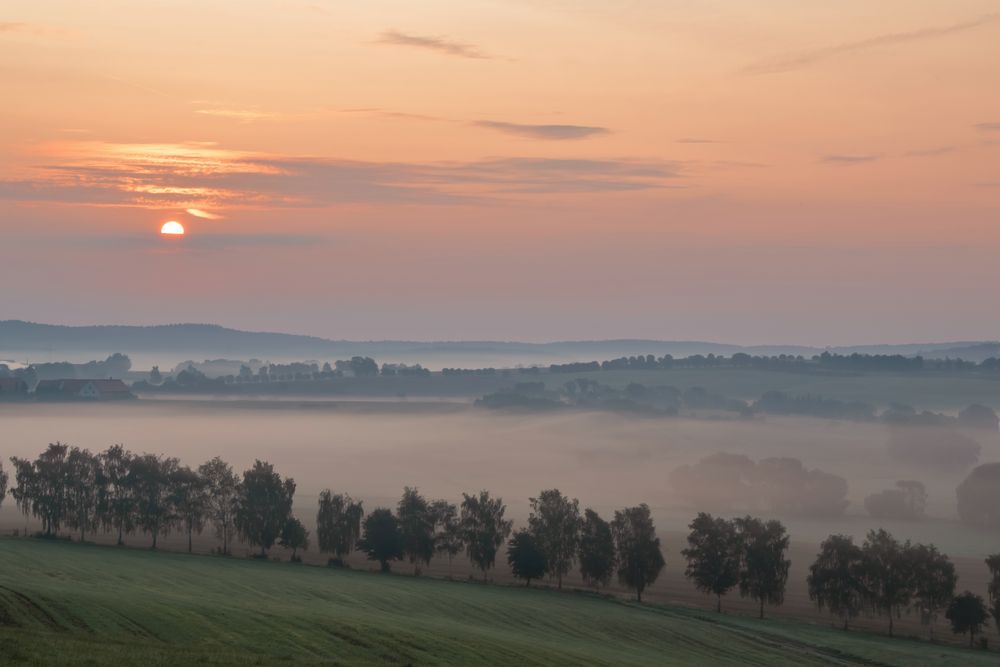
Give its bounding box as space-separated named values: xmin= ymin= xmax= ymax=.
xmin=474 ymin=121 xmax=609 ymax=140
xmin=377 ymin=30 xmax=490 ymax=59
xmin=186 ymin=208 xmax=223 ymax=220
xmin=743 ymin=14 xmax=1000 ymax=75
xmin=0 ymin=141 xmax=683 ymax=210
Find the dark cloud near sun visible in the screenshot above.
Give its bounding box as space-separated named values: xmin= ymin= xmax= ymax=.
xmin=743 ymin=13 xmax=999 ymax=75
xmin=975 ymin=122 xmax=1000 ymax=132
xmin=377 ymin=30 xmax=489 ymax=59
xmin=474 ymin=121 xmax=609 ymax=140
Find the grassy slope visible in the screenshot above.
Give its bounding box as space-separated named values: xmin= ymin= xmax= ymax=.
xmin=0 ymin=539 xmax=993 ymax=666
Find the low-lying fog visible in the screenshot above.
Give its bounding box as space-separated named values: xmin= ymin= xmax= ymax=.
xmin=1 ymin=401 xmax=997 ymax=556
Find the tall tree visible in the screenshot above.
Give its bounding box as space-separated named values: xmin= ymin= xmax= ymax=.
xmin=235 ymin=460 xmax=295 ymax=557
xmin=507 ymin=529 xmax=547 ymax=587
xmin=316 ymin=490 xmax=364 ymax=565
xmin=611 ymin=504 xmax=665 ymax=602
xmin=171 ymin=466 xmax=208 ymax=553
xmin=10 ymin=443 xmax=71 ymax=536
xmin=65 ymin=447 xmax=102 ymax=542
xmin=683 ymin=513 xmax=740 ymax=613
xmin=431 ymin=499 xmax=462 ymax=577
xmin=460 ymin=491 xmax=512 ymax=582
xmin=98 ymin=444 xmax=135 ymax=545
xmin=860 ymin=529 xmax=915 ymax=637
xmin=131 ymin=453 xmax=179 ymax=549
xmin=8 ymin=456 xmax=37 ymax=534
xmin=528 ymin=489 xmax=581 ymax=589
xmin=199 ymin=457 xmax=239 ymax=555
xmin=279 ymin=516 xmax=310 ymax=561
xmin=985 ymin=553 xmax=1000 ymax=633
xmin=0 ymin=461 xmax=8 ymax=509
xmin=807 ymin=534 xmax=865 ymax=630
xmin=734 ymin=516 xmax=790 ymax=619
xmin=397 ymin=487 xmax=435 ymax=574
xmin=910 ymin=543 xmax=956 ymax=638
xmin=946 ymin=591 xmax=990 ymax=647
xmin=578 ymin=508 xmax=616 ymax=589
xmin=358 ymin=508 xmax=403 ymax=572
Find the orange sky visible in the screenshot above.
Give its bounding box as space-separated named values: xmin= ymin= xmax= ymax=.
xmin=1 ymin=1 xmax=999 ymax=343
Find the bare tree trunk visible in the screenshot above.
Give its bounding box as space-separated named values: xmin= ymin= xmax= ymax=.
xmin=888 ymin=613 xmax=893 ymax=638
xmin=759 ymin=598 xmax=764 ymax=619
xmin=188 ymin=527 xmax=193 ymax=553
xmin=717 ymin=594 xmax=722 ymax=613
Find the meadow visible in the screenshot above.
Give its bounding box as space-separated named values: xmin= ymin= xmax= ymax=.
xmin=0 ymin=538 xmax=994 ymax=666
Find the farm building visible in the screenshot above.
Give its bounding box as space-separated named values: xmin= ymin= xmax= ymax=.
xmin=34 ymin=379 xmax=135 ymax=401
xmin=0 ymin=377 xmax=29 ymax=398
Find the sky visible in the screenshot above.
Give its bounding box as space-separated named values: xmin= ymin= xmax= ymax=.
xmin=1 ymin=0 xmax=999 ymax=344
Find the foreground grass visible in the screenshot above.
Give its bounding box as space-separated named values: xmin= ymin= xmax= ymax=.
xmin=0 ymin=538 xmax=992 ymax=666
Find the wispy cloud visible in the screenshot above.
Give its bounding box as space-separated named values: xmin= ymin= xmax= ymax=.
xmin=474 ymin=121 xmax=609 ymax=140
xmin=0 ymin=141 xmax=682 ymax=209
xmin=377 ymin=30 xmax=489 ymax=59
xmin=821 ymin=154 xmax=880 ymax=165
xmin=744 ymin=13 xmax=1000 ymax=75
xmin=194 ymin=108 xmax=280 ymax=122
xmin=975 ymin=122 xmax=1000 ymax=132
xmin=0 ymin=21 xmax=31 ymax=33
xmin=905 ymin=146 xmax=955 ymax=157
xmin=676 ymin=138 xmax=722 ymax=144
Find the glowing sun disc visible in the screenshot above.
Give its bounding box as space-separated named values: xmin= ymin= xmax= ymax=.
xmin=160 ymin=221 xmax=185 ymax=236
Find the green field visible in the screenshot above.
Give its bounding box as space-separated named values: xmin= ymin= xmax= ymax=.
xmin=0 ymin=539 xmax=993 ymax=665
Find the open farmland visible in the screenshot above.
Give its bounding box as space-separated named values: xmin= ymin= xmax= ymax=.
xmin=0 ymin=538 xmax=995 ymax=666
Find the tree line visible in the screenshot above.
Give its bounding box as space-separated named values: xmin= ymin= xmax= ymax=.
xmin=1 ymin=448 xmax=998 ymax=648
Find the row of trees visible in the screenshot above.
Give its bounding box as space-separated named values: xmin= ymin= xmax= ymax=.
xmin=807 ymin=529 xmax=1000 ymax=646
xmin=3 ymin=450 xmax=999 ymax=647
xmin=4 ymin=443 xmax=299 ymax=557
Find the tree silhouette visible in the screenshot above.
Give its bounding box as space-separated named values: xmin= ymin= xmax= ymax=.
xmin=910 ymin=543 xmax=956 ymax=638
xmin=807 ymin=534 xmax=865 ymax=630
xmin=611 ymin=504 xmax=664 ymax=602
xmin=316 ymin=490 xmax=364 ymax=565
xmin=171 ymin=466 xmax=208 ymax=553
xmin=946 ymin=591 xmax=990 ymax=647
xmin=359 ymin=508 xmax=403 ymax=572
xmin=397 ymin=487 xmax=435 ymax=574
xmin=431 ymin=499 xmax=462 ymax=577
xmin=528 ymin=489 xmax=581 ymax=589
xmin=65 ymin=447 xmax=101 ymax=542
xmin=460 ymin=491 xmax=512 ymax=582
xmin=860 ymin=529 xmax=915 ymax=637
xmin=578 ymin=509 xmax=615 ymax=589
xmin=986 ymin=554 xmax=1000 ymax=633
xmin=131 ymin=453 xmax=179 ymax=549
xmin=734 ymin=516 xmax=790 ymax=619
xmin=683 ymin=513 xmax=740 ymax=613
xmin=235 ymin=460 xmax=295 ymax=558
xmin=199 ymin=457 xmax=239 ymax=555
xmin=507 ymin=529 xmax=547 ymax=587
xmin=279 ymin=516 xmax=310 ymax=562
xmin=99 ymin=444 xmax=135 ymax=545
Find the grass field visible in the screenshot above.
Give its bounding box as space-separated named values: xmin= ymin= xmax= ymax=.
xmin=0 ymin=538 xmax=994 ymax=665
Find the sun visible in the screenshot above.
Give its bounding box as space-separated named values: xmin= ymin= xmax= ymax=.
xmin=160 ymin=221 xmax=185 ymax=236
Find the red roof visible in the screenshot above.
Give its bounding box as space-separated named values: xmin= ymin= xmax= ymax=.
xmin=35 ymin=379 xmax=133 ymax=396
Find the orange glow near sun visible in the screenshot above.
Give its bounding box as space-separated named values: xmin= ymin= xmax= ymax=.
xmin=160 ymin=221 xmax=185 ymax=236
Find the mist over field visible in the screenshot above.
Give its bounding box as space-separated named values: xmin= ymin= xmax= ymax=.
xmin=3 ymin=400 xmax=996 ymax=556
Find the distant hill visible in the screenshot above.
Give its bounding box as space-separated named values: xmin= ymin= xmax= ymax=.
xmin=1 ymin=320 xmax=996 ymax=368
